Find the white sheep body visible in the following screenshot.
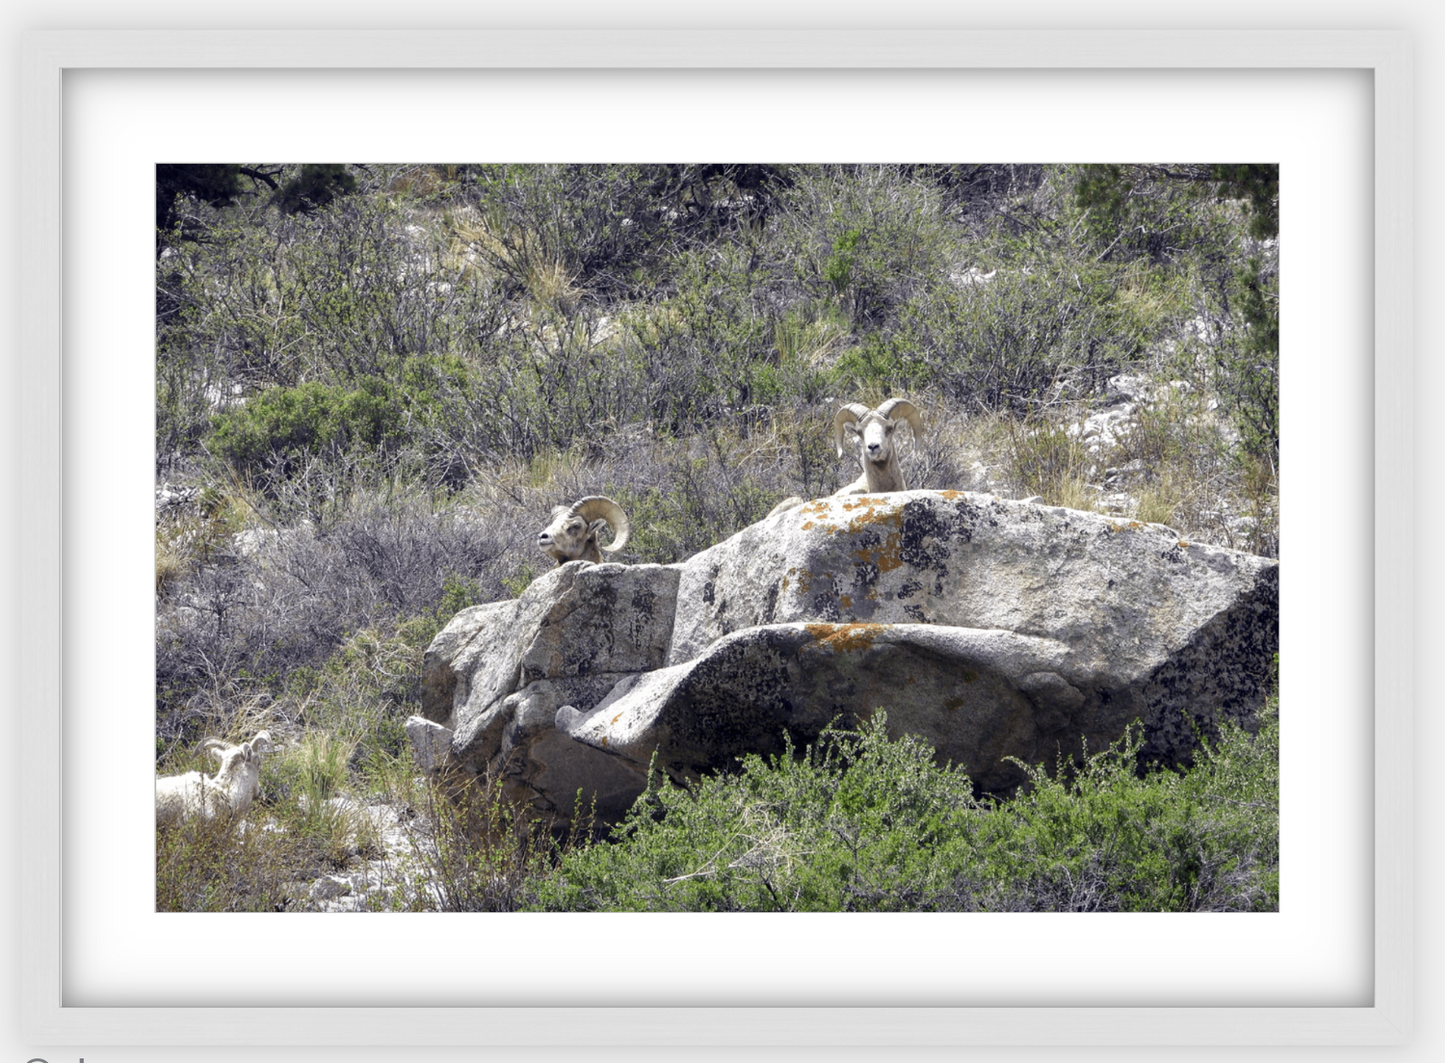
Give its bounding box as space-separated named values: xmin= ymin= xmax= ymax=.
xmin=833 ymin=399 xmax=924 ymax=496
xmin=767 ymin=398 xmax=925 ymax=518
xmin=155 ymin=731 xmax=274 ymax=826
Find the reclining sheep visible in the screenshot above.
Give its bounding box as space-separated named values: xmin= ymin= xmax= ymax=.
xmin=537 ymin=495 xmax=631 ymax=566
xmin=769 ymin=398 xmax=925 ymax=516
xmin=155 ymin=730 xmax=274 ymax=827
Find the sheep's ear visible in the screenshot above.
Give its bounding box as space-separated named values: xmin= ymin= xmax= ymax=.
xmin=208 ymin=746 xmax=226 ymax=765
xmin=844 ymin=421 xmax=862 ymax=438
xmin=588 ymin=518 xmax=610 ymax=537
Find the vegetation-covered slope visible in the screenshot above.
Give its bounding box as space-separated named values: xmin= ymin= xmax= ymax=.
xmin=155 ymin=163 xmax=1278 ymax=911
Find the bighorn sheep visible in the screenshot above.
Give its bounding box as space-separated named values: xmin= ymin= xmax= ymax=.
xmin=155 ymin=731 xmax=274 ymax=827
xmin=832 ymin=398 xmax=925 ymax=495
xmin=767 ymin=398 xmax=925 ymax=517
xmin=537 ymin=495 xmax=631 ymax=565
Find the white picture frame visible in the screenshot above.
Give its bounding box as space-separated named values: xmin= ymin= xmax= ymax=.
xmin=18 ymin=28 xmax=1412 ymax=1048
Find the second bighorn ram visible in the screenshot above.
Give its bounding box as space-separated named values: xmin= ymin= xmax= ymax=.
xmin=832 ymin=398 xmax=925 ymax=495
xmin=768 ymin=398 xmax=926 ymax=517
xmin=537 ymin=495 xmax=631 ymax=565
xmin=155 ymin=730 xmax=275 ymax=827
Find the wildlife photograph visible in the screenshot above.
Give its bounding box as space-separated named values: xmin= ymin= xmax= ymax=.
xmin=153 ymin=162 xmax=1279 ymax=913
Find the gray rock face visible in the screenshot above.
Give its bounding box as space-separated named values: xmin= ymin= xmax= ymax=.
xmin=404 ymin=716 xmax=454 ymax=772
xmin=415 ymin=491 xmax=1277 ymax=818
xmin=566 ymin=623 xmax=1076 ymax=791
xmin=417 ymin=560 xmax=682 ymax=816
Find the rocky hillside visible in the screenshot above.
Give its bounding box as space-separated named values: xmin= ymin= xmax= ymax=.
xmin=153 ymin=163 xmax=1280 ymax=911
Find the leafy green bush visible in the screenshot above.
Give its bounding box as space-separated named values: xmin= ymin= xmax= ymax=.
xmin=210 ymin=377 xmax=405 ymax=480
xmin=524 ymin=715 xmax=973 ymax=912
xmin=979 ymin=706 xmax=1279 ymax=911
xmin=525 ymin=702 xmax=1278 ymax=913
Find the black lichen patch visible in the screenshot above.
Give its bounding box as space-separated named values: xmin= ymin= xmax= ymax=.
xmin=762 ymin=578 xmax=780 ymax=624
xmin=895 ymin=497 xmax=970 ymax=595
xmin=665 ymin=641 xmax=799 ymax=767
xmin=809 ymin=589 xmax=842 ymax=622
xmin=630 ymin=584 xmax=657 ymax=617
xmin=1137 ymin=563 xmax=1279 ymax=767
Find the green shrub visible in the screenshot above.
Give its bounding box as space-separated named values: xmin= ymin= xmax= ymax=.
xmin=210 ymin=377 xmax=406 ymax=483
xmin=525 ymin=715 xmax=977 ymax=912
xmin=526 ymin=700 xmax=1278 ymax=912
xmin=778 ymin=165 xmax=951 ymax=331
xmin=977 ymin=704 xmax=1279 ymax=912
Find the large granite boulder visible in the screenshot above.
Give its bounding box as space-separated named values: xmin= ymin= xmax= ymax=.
xmin=414 ymin=491 xmax=1277 ymax=819
xmin=416 ymin=560 xmax=682 ymax=817
xmin=566 ymin=623 xmax=1077 ymax=791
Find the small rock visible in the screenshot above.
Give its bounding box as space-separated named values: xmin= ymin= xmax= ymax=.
xmin=406 ymin=716 xmax=454 ymax=773
xmin=309 ymin=875 xmax=352 ymax=901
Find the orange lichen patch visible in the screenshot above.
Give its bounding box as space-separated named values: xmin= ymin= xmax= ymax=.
xmin=611 ymin=713 xmax=623 ymax=725
xmin=854 ymin=528 xmax=905 ymax=575
xmin=800 ymin=495 xmax=905 ymax=537
xmin=939 ymin=490 xmax=963 ymax=500
xmin=839 ymin=594 xmax=852 ymax=609
xmin=805 ymin=622 xmax=891 ymax=653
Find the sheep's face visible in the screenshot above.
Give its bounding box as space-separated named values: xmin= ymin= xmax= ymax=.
xmin=538 ymin=507 xmax=604 ymax=564
xmin=210 ymin=745 xmax=248 ymax=778
xmin=845 ymin=412 xmax=901 ymax=467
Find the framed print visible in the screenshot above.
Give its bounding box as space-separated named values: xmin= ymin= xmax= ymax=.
xmin=19 ymin=29 xmax=1411 ymax=1047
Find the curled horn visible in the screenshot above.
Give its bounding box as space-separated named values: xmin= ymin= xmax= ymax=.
xmin=832 ymin=403 xmax=873 ymax=458
xmin=876 ymin=397 xmax=924 ymax=441
xmin=568 ymin=495 xmax=630 ymax=554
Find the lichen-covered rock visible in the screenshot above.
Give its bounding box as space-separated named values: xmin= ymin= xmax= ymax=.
xmin=417 ymin=560 xmax=681 ymax=816
xmin=664 ymin=491 xmax=1276 ymax=766
xmin=669 ymin=491 xmax=1273 ymax=676
xmin=566 ymin=622 xmax=1078 ymax=791
xmin=419 ymin=490 xmax=1277 ymax=818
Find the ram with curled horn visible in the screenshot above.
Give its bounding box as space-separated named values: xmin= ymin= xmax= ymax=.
xmin=537 ymin=495 xmax=632 ymax=566
xmin=767 ymin=397 xmax=926 ymax=518
xmin=829 ymin=397 xmax=926 ymax=496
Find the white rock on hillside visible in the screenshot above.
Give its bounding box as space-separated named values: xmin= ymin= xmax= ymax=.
xmin=417 ymin=490 xmax=1277 ymax=818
